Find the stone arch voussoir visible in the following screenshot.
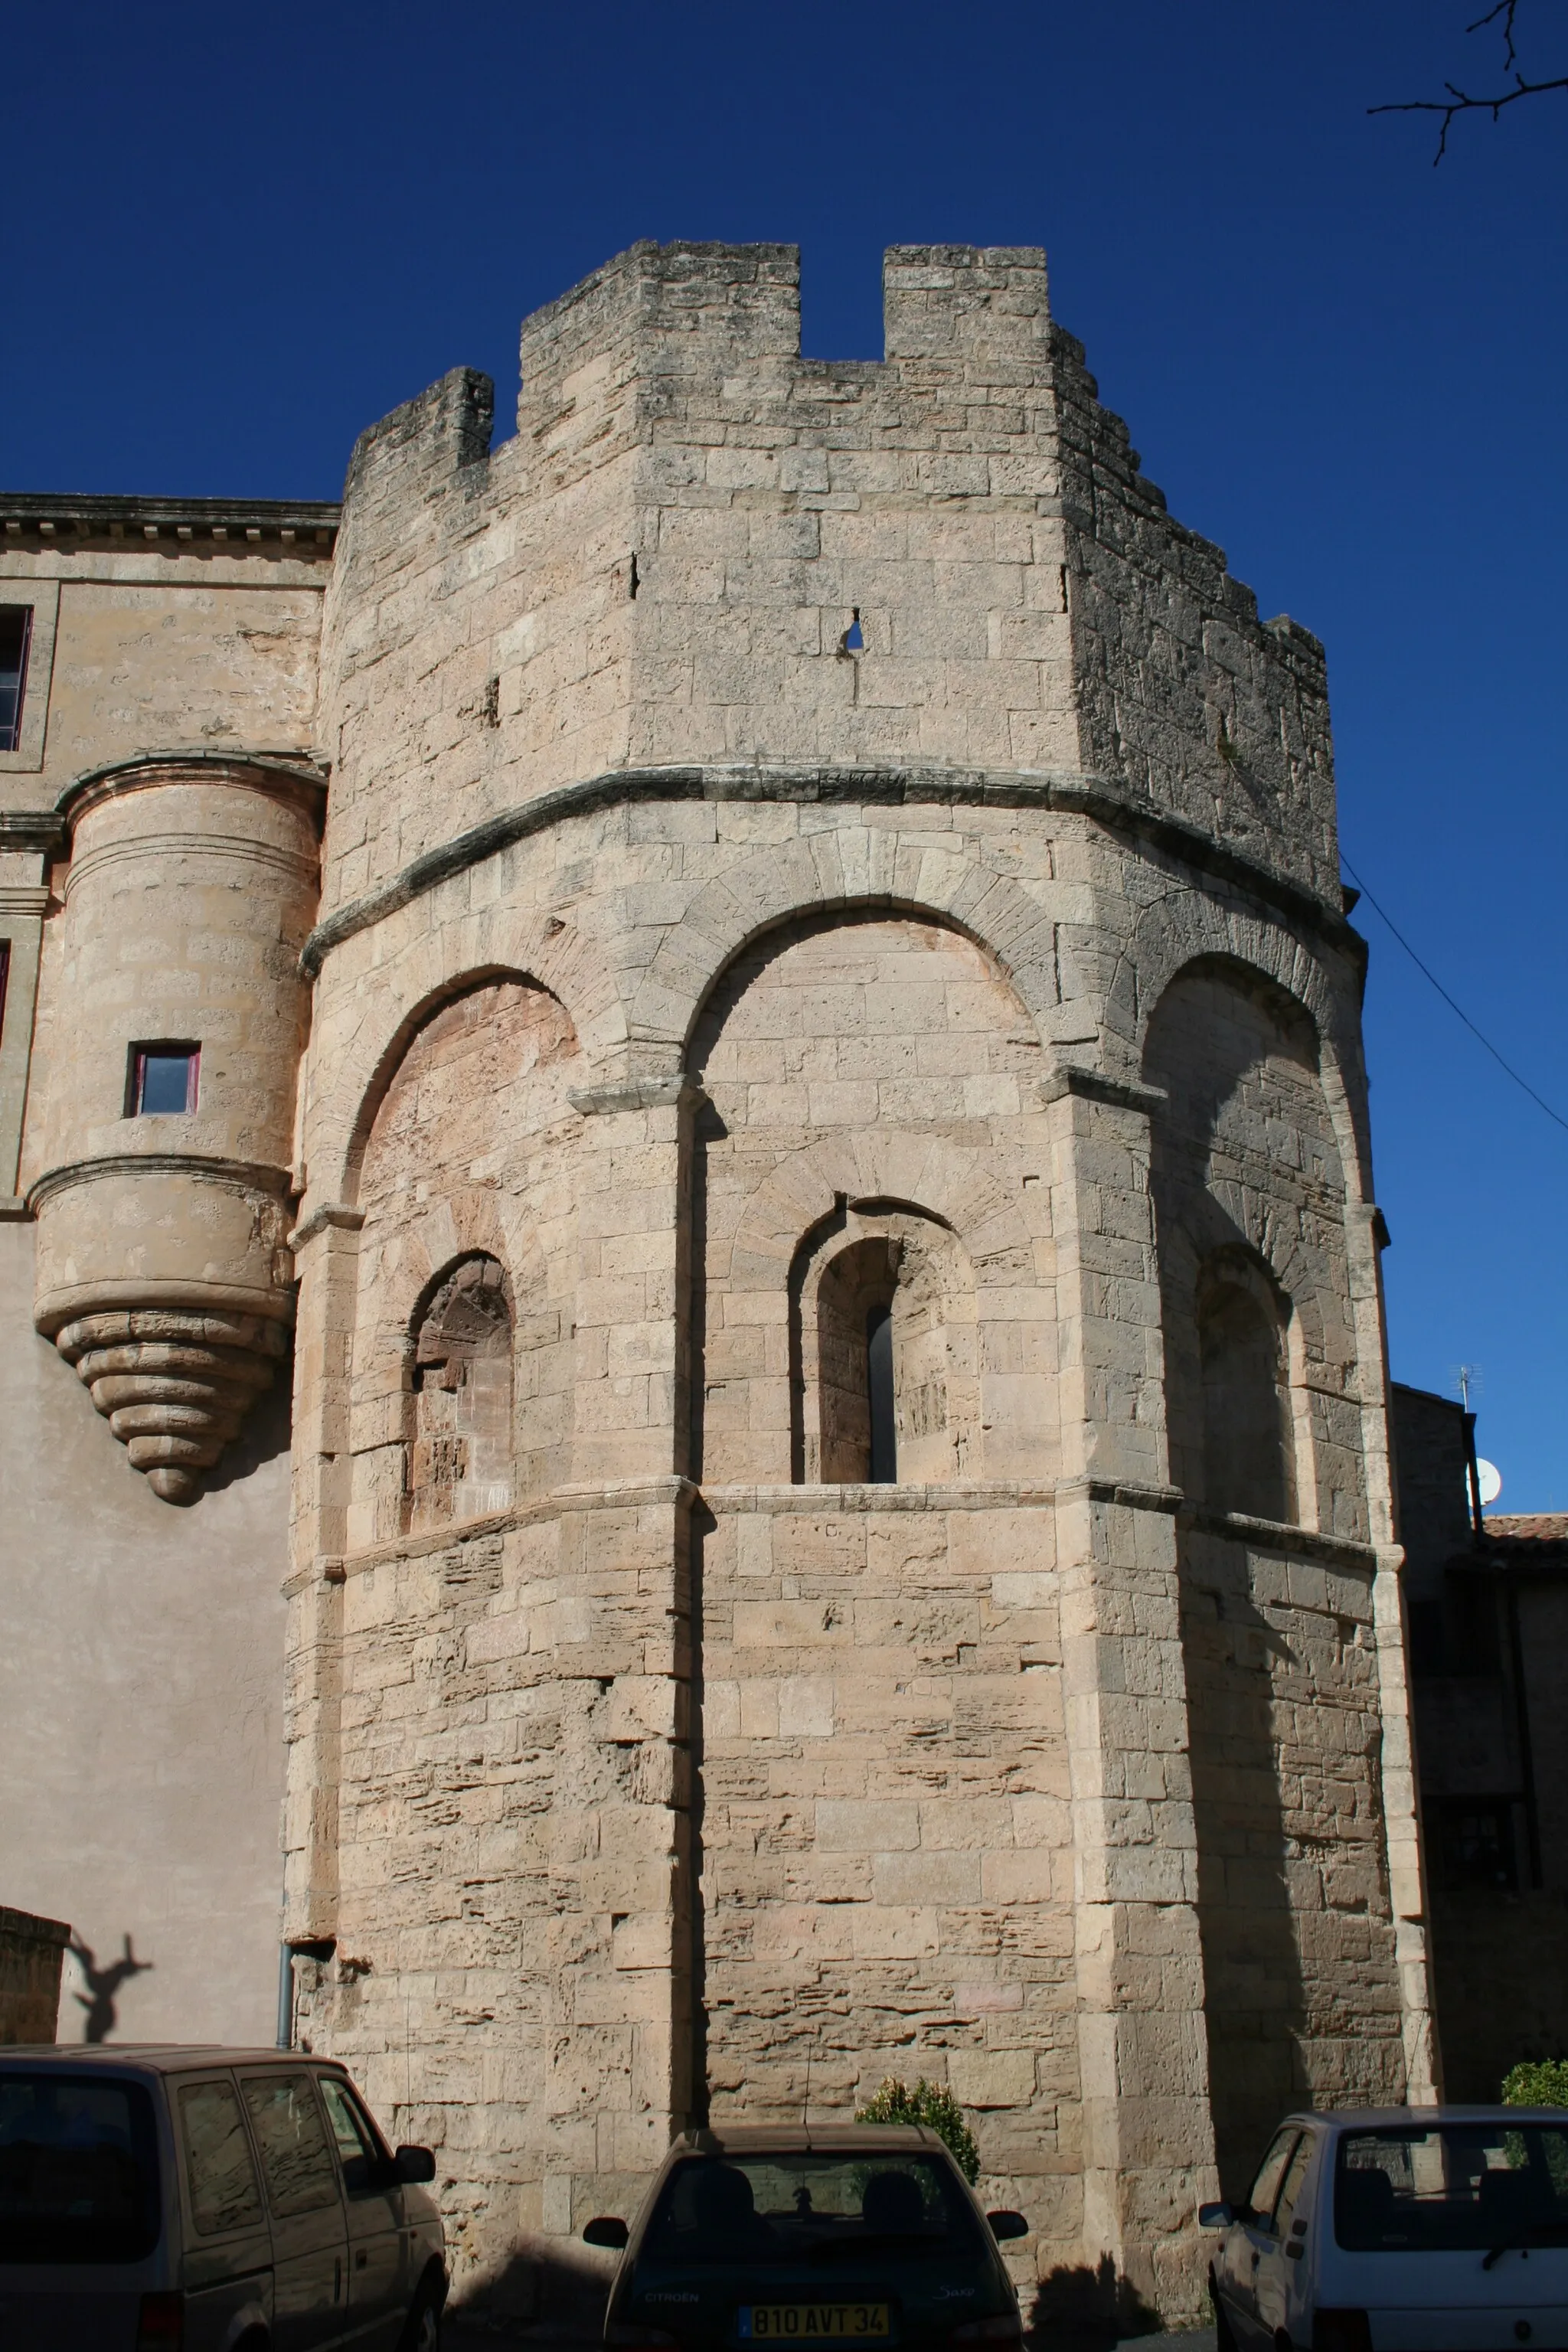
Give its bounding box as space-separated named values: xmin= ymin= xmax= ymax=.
xmin=1178 ymin=1181 xmax=1329 ymax=1373
xmin=1135 ymin=903 xmax=1375 ymax=1210
xmin=351 ymin=1181 xmax=549 ymax=1413
xmin=727 ymin=1132 xmax=1027 ymax=1291
xmin=1131 ymin=894 xmax=1341 ymax=1073
xmin=616 ymin=827 xmax=1061 ymax=1067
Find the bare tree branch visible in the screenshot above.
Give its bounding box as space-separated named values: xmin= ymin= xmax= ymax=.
xmin=1471 ymin=0 xmax=1523 ymax=75
xmin=1371 ymin=0 xmax=1568 ymax=162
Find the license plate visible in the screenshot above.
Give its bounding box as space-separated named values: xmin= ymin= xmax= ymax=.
xmin=739 ymin=2307 xmax=890 ymax=2342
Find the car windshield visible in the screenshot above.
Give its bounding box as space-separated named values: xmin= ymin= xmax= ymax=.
xmin=1337 ymin=2126 xmax=1568 ymax=2253
xmin=639 ymin=2154 xmax=987 ymax=2269
xmin=0 ymin=2073 xmax=161 ymax=2265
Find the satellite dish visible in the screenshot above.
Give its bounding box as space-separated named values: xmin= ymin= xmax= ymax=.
xmin=1476 ymin=1459 xmax=1502 ymax=1508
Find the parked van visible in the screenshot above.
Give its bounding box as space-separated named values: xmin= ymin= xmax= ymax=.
xmin=0 ymin=2044 xmax=446 ymax=2350
xmin=1202 ymin=2106 xmax=1568 ymax=2352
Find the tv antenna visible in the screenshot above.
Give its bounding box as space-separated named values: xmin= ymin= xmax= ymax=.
xmin=1453 ymin=1365 xmax=1481 ymax=1413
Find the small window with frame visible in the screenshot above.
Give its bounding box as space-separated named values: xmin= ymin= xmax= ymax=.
xmin=0 ymin=608 xmax=31 ymax=753
xmin=127 ymin=1041 xmax=201 ymax=1116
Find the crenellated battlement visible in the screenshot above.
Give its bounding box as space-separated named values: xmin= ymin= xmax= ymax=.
xmin=321 ymin=240 xmax=1340 ymax=929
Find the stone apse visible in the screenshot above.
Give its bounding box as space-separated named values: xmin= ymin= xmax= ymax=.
xmin=11 ymin=243 xmax=1436 ymax=2314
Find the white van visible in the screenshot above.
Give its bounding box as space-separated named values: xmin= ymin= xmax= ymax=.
xmin=0 ymin=2045 xmax=446 ymax=2350
xmin=1202 ymin=2107 xmax=1568 ymax=2352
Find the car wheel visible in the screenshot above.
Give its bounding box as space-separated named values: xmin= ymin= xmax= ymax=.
xmin=397 ymin=2279 xmax=443 ymax=2352
xmin=1209 ymin=2272 xmax=1239 ymax=2352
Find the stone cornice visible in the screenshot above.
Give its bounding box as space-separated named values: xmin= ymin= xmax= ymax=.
xmin=1041 ymin=1068 xmax=1168 ymax=1116
xmin=299 ymin=760 xmax=1354 ymax=979
xmin=569 ymin=1077 xmax=695 ymax=1117
xmin=25 ymin=1152 xmax=294 ymax=1214
xmin=302 ymin=1473 xmax=1191 ymax=1593
xmin=286 ymin=1201 xmax=366 ymax=1250
xmin=296 ymin=1474 xmax=1393 ymax=1591
xmin=1180 ymin=1502 xmax=1381 ymax=1573
xmin=57 ymin=750 xmax=328 ymax=832
xmin=0 ymin=809 xmax=66 ymax=854
xmin=1 ymin=492 xmax=339 ymax=550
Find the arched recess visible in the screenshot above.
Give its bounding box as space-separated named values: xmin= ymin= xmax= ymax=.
xmin=1142 ymin=952 xmax=1353 ymax=1534
xmin=690 ymin=906 xmax=1053 ymax=1486
xmin=1145 ymin=952 xmax=1399 ymax=2193
xmin=341 ymin=974 xmax=580 ymax=1552
xmin=305 ymin=910 xmax=618 ymax=1210
xmin=1124 ymin=885 xmax=1371 ymax=1204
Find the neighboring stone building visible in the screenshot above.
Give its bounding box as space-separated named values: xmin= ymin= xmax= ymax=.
xmin=0 ymin=1907 xmax=70 ymax=2045
xmin=0 ymin=242 xmax=1437 ymax=2317
xmin=1391 ymin=1384 xmax=1568 ymax=2102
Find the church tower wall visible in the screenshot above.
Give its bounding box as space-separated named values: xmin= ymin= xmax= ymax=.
xmin=275 ymin=243 xmax=1434 ymax=2319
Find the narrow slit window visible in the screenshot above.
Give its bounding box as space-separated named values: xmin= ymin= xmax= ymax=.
xmin=128 ymin=1043 xmax=200 ymax=1116
xmin=867 ymin=1302 xmax=897 ymax=1483
xmin=0 ymin=607 xmax=31 ymax=752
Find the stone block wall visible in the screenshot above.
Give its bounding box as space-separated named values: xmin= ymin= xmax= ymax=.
xmin=697 ymin=1490 xmax=1076 ymax=2246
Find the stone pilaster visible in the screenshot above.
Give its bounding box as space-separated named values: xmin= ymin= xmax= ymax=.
xmin=1047 ymin=1071 xmax=1217 ymax=2314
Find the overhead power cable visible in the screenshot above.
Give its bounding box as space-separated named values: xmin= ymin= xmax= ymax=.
xmin=1341 ymin=853 xmax=1568 ymax=1140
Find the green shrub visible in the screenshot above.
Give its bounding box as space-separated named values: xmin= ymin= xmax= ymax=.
xmin=1502 ymin=2060 xmax=1568 ymax=2108
xmin=854 ymin=2076 xmax=981 ymax=2185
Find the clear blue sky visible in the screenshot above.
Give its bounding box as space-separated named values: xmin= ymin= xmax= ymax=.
xmin=7 ymin=2 xmax=1564 ymax=1506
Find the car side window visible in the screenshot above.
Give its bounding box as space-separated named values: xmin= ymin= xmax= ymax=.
xmin=1275 ymin=2135 xmax=1314 ymax=2239
xmin=178 ymin=2079 xmax=264 ymax=2237
xmin=1246 ymin=2131 xmax=1302 ymax=2233
xmin=240 ymin=2073 xmax=341 ymax=2217
xmin=318 ymin=2074 xmax=381 ymax=2195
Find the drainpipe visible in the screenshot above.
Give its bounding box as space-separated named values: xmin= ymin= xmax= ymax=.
xmin=276 ymin=1943 xmax=294 ymax=2050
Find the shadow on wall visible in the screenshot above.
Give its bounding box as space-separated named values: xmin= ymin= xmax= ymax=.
xmin=1144 ymin=961 xmax=1320 ymax=2200
xmin=1180 ymin=1567 xmax=1306 ymax=2199
xmin=1030 ymin=2256 xmax=1164 ymax=2352
xmin=67 ymin=1933 xmax=153 ymax=2043
xmin=202 ymin=1360 xmax=292 ymax=1494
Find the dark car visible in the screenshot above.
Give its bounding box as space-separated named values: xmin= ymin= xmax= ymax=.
xmin=582 ymin=2125 xmax=1028 ymax=2352
xmin=0 ymin=2043 xmax=446 ymax=2350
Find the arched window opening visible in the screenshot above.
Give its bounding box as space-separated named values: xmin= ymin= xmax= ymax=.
xmin=815 ymin=1237 xmax=900 ymax=1484
xmin=1197 ymin=1265 xmax=1295 ymax=1524
xmin=795 ymin=1210 xmax=976 ymax=1486
xmin=406 ymin=1253 xmax=514 ymax=1533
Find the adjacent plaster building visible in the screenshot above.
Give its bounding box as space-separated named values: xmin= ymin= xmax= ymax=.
xmin=0 ymin=242 xmax=1437 ymax=2315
